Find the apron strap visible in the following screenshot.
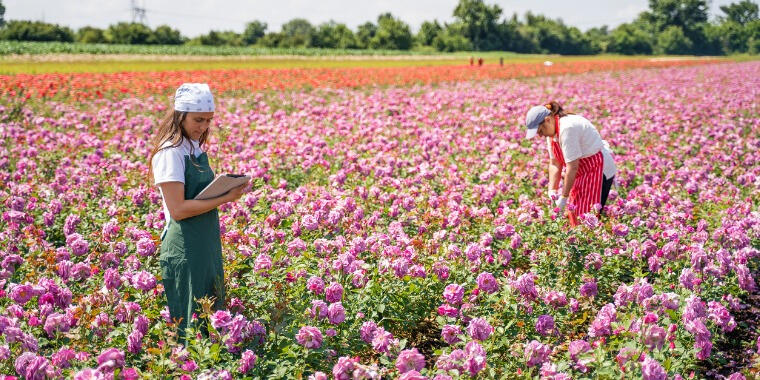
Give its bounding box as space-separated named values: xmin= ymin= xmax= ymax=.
xmin=550 ymin=115 xmax=565 ymax=167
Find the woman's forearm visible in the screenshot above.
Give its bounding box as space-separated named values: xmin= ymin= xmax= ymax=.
xmin=548 ymin=163 xmax=562 ymax=191
xmin=562 ymin=161 xmax=579 ymax=197
xmin=172 ymin=195 xmax=230 ymax=221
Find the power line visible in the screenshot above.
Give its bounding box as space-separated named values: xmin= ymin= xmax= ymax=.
xmin=144 ymin=8 xmax=249 ymax=24
xmin=130 ymin=0 xmax=147 ymax=24
xmin=122 ymin=2 xmax=249 ymax=27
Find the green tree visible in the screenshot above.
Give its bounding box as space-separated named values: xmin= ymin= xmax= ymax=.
xmin=196 ymin=30 xmax=243 ymax=46
xmin=585 ymin=26 xmax=610 ymax=53
xmin=496 ymin=14 xmax=538 ymax=53
xmin=644 ymin=0 xmax=709 ymax=53
xmin=747 ymin=19 xmax=760 ymax=52
xmin=198 ymin=31 xmax=224 ymax=46
xmin=368 ymin=13 xmax=412 ymax=50
xmin=153 ymin=25 xmax=184 ymax=45
xmin=355 ymin=22 xmax=377 ymax=49
xmin=709 ymin=0 xmax=760 ymax=53
xmin=0 ymin=0 xmax=5 ymax=28
xmin=0 ymin=20 xmax=74 ymax=42
xmin=453 ymin=0 xmax=503 ymax=50
xmin=242 ymin=20 xmax=267 ymax=45
xmin=720 ymin=0 xmax=759 ymax=25
xmin=699 ymin=22 xmax=727 ymax=54
xmin=524 ymin=13 xmax=562 ymax=53
xmin=313 ymin=21 xmax=357 ymax=49
xmin=712 ymin=21 xmax=748 ymax=53
xmin=513 ymin=23 xmax=542 ymax=53
xmin=522 ymin=12 xmax=598 ymax=54
xmin=564 ymin=26 xmax=600 ymax=54
xmin=646 ymin=0 xmax=709 ymax=31
xmin=656 ymin=25 xmax=693 ymax=54
xmin=256 ymin=32 xmax=282 ymax=47
xmin=432 ymin=23 xmax=472 ymax=51
xmin=417 ymin=20 xmax=443 ymax=46
xmin=279 ymin=18 xmax=315 ymax=47
xmin=607 ymin=22 xmax=654 ymax=54
xmin=76 ymin=26 xmax=107 ymax=43
xmin=106 ymin=22 xmax=154 ymax=44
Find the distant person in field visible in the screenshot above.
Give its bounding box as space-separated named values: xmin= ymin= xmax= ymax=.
xmin=148 ymin=83 xmax=249 ymax=341
xmin=478 ymin=57 xmax=484 ymax=66
xmin=524 ymin=101 xmax=616 ymax=226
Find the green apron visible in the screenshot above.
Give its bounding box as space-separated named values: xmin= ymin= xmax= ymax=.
xmin=159 ymin=152 xmax=225 ymax=340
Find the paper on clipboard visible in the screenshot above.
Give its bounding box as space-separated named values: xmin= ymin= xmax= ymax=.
xmin=194 ymin=174 xmax=251 ymax=200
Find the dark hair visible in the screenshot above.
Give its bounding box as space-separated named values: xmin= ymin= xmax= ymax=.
xmin=545 ymin=101 xmax=572 ymax=118
xmin=147 ymin=109 xmax=209 ymax=183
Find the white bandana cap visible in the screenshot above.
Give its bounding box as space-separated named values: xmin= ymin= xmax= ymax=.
xmin=174 ymin=83 xmax=215 ymax=112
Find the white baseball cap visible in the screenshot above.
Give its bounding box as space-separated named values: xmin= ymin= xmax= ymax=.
xmin=524 ymin=105 xmax=552 ymax=139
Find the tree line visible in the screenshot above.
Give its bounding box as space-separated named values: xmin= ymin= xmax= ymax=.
xmin=1 ymin=0 xmax=758 ymax=55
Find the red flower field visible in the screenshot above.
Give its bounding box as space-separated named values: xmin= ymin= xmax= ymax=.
xmin=2 ymin=58 xmax=720 ymax=100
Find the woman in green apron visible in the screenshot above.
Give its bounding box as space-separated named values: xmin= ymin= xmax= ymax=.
xmin=147 ymin=83 xmax=248 ymax=340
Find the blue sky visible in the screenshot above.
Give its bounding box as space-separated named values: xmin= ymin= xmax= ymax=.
xmin=5 ymin=0 xmax=737 ymax=37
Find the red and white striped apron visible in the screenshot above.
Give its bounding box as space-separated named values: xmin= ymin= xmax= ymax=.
xmin=550 ymin=116 xmax=604 ymax=226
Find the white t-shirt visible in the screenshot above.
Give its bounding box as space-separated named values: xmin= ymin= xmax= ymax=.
xmin=151 ymin=138 xmax=204 ymax=224
xmin=547 ymin=114 xmax=617 ymax=178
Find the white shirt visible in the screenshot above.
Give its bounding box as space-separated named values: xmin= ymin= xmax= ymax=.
xmin=151 ymin=138 xmax=204 ymax=224
xmin=547 ymin=114 xmax=617 ymax=178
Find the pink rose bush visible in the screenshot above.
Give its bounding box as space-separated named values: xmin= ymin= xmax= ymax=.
xmin=0 ymin=61 xmax=758 ymax=377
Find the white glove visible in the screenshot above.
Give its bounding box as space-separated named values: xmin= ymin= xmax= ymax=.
xmin=555 ymin=196 xmax=568 ymax=212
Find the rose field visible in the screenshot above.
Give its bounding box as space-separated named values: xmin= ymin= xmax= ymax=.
xmin=0 ymin=60 xmax=759 ymax=379
xmin=0 ymin=58 xmax=719 ymax=100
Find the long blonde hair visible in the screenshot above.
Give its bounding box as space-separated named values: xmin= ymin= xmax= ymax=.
xmin=147 ymin=109 xmax=210 ymax=183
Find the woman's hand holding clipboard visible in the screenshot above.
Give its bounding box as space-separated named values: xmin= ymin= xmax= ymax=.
xmin=194 ymin=174 xmax=252 ymax=200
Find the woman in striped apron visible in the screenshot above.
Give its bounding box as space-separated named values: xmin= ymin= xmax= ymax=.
xmin=524 ymin=102 xmax=616 ymax=227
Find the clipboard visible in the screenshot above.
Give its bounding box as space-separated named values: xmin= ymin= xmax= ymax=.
xmin=194 ymin=174 xmax=251 ymax=200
